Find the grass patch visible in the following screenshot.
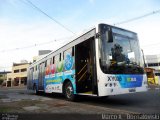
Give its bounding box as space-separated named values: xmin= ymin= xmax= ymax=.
xmin=0 ymin=95 xmax=7 ymax=99
xmin=0 ymin=107 xmax=11 ymax=112
xmin=18 ymin=100 xmax=42 ymax=107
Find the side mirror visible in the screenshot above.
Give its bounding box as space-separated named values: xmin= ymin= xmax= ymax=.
xmin=106 ymin=29 xmax=113 ymax=43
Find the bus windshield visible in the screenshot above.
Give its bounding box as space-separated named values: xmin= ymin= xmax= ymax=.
xmin=98 ymin=24 xmax=144 ymax=74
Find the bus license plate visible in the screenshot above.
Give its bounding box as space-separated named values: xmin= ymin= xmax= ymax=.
xmin=129 ymin=88 xmax=136 ymax=92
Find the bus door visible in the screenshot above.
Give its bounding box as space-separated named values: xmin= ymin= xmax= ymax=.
xmin=38 ymin=63 xmax=45 ymax=90
xmin=75 ymin=37 xmax=97 ymax=94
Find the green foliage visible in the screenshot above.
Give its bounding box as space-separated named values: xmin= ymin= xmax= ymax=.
xmin=0 ymin=79 xmax=4 ymax=85
xmin=0 ymin=107 xmax=11 ymax=112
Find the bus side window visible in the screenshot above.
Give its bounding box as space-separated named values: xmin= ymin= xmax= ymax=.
xmin=64 ymin=47 xmax=74 ymax=71
xmin=37 ymin=64 xmax=39 ymax=70
xmin=60 ymin=53 xmax=61 ymax=61
xmin=53 ymin=56 xmax=55 ymax=64
xmin=47 ymin=58 xmax=51 ymax=66
xmin=45 ymin=60 xmax=47 ymax=67
xmin=64 ymin=48 xmax=73 ymax=58
xmin=72 ymin=47 xmax=74 ymax=56
xmin=63 ymin=52 xmax=64 ymax=60
xmin=35 ymin=65 xmax=37 ymax=71
xmin=50 ymin=58 xmax=52 ymax=65
xmin=55 ymin=54 xmax=59 ymax=64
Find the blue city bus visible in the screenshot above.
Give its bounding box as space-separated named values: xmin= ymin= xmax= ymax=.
xmin=27 ymin=23 xmax=148 ymax=101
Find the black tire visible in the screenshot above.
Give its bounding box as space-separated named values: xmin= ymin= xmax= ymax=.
xmin=98 ymin=96 xmax=109 ymax=101
xmin=64 ymin=82 xmax=76 ymax=101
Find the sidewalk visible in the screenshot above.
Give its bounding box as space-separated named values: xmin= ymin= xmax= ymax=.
xmin=148 ymin=84 xmax=160 ymax=90
xmin=0 ymin=85 xmax=27 ymax=90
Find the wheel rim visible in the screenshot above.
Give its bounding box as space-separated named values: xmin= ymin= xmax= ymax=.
xmin=66 ymin=84 xmax=73 ymax=99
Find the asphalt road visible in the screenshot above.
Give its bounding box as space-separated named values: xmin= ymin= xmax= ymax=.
xmin=0 ymin=86 xmax=160 ymax=115
xmin=81 ymin=88 xmax=160 ymax=114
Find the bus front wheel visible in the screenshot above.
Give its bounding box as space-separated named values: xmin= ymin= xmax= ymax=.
xmin=64 ymin=82 xmax=75 ymax=101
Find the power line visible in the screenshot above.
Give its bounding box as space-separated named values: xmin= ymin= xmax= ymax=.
xmin=114 ymin=9 xmax=160 ymax=25
xmin=0 ymin=37 xmax=71 ymax=53
xmin=2 ymin=2 xmax=160 ymax=53
xmin=0 ymin=41 xmax=51 ymax=53
xmin=1 ymin=0 xmax=76 ymax=53
xmin=24 ymin=0 xmax=75 ymax=35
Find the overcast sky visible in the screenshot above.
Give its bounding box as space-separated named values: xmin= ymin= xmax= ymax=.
xmin=0 ymin=0 xmax=160 ymax=71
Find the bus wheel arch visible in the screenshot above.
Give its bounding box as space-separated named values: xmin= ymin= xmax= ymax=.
xmin=63 ymin=79 xmax=75 ymax=101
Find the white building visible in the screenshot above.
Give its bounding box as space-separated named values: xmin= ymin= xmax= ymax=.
xmin=145 ymin=55 xmax=160 ymax=76
xmin=6 ymin=62 xmax=30 ymax=87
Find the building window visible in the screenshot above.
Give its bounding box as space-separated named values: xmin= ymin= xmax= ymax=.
xmin=21 ymin=68 xmax=27 ymax=72
xmin=14 ymin=70 xmax=19 ymax=73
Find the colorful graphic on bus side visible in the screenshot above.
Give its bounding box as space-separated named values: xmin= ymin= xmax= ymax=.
xmin=107 ymin=75 xmax=143 ymax=88
xmin=64 ymin=53 xmax=74 ymax=71
xmin=57 ymin=61 xmax=64 ymax=73
xmin=44 ymin=54 xmax=75 ymax=93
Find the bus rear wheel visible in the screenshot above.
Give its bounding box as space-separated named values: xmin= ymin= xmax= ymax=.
xmin=33 ymin=85 xmax=39 ymax=95
xmin=64 ymin=82 xmax=75 ymax=101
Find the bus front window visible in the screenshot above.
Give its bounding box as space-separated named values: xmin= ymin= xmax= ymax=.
xmin=98 ymin=24 xmax=144 ymax=74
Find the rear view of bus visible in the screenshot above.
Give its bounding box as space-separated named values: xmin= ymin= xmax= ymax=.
xmin=97 ymin=24 xmax=148 ymax=96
